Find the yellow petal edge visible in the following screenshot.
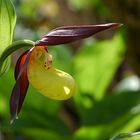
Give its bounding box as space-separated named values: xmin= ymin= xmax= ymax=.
xmin=27 ymin=46 xmax=76 ymax=100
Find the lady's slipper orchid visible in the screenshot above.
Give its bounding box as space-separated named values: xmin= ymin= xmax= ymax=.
xmin=9 ymin=23 xmax=121 ymax=123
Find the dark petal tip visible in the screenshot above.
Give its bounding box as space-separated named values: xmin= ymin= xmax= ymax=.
xmin=10 ymin=116 xmax=16 ymax=125
xmin=10 ymin=118 xmax=14 ymax=125
xmin=10 ymin=79 xmax=20 ymax=124
xmin=10 ymin=115 xmax=18 ymax=125
xmin=109 ymin=23 xmax=123 ymax=28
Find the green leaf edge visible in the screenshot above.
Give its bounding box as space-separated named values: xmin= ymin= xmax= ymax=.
xmin=0 ymin=0 xmax=17 ymax=76
xmin=0 ymin=40 xmax=35 ymax=77
xmin=111 ymin=132 xmax=140 ymax=140
xmin=0 ymin=58 xmax=11 ymax=77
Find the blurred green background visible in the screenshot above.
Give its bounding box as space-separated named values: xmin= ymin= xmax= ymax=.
xmin=0 ymin=0 xmax=140 ymax=140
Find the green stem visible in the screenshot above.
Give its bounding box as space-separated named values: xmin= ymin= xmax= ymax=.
xmin=0 ymin=40 xmax=35 ymax=76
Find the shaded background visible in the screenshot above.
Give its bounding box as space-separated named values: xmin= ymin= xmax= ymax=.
xmin=0 ymin=0 xmax=140 ymax=139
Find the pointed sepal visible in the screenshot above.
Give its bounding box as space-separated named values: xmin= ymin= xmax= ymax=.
xmin=10 ymin=50 xmax=32 ymax=124
xmin=35 ymin=23 xmax=122 ymax=46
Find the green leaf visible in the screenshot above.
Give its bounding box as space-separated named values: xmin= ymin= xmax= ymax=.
xmin=20 ymin=128 xmax=71 ymax=140
xmin=0 ymin=40 xmax=34 ymax=77
xmin=68 ymin=0 xmax=90 ymax=10
xmin=74 ymin=34 xmax=125 ymax=100
xmin=111 ymin=132 xmax=140 ymax=140
xmin=0 ymin=0 xmax=16 ymax=75
xmin=74 ymin=91 xmax=140 ymax=140
xmin=48 ymin=45 xmax=73 ymax=73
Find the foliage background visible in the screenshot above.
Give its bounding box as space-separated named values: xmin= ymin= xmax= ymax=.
xmin=0 ymin=0 xmax=140 ymax=140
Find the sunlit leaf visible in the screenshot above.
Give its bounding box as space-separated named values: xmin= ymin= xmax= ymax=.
xmin=111 ymin=132 xmax=140 ymax=140
xmin=74 ymin=34 xmax=125 ymax=100
xmin=0 ymin=0 xmax=16 ymax=75
xmin=48 ymin=45 xmax=73 ymax=73
xmin=74 ymin=91 xmax=140 ymax=140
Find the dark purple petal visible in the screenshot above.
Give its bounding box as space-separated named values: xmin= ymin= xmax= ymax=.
xmin=10 ymin=50 xmax=32 ymax=124
xmin=35 ymin=23 xmax=122 ymax=46
xmin=10 ymin=78 xmax=21 ymax=124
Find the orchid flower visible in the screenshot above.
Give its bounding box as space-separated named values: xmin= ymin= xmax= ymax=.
xmin=0 ymin=23 xmax=122 ymax=124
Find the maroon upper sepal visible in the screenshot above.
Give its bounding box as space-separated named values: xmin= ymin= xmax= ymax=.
xmin=35 ymin=23 xmax=122 ymax=46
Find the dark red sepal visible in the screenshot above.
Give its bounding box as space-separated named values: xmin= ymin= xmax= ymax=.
xmin=10 ymin=50 xmax=32 ymax=124
xmin=35 ymin=23 xmax=122 ymax=46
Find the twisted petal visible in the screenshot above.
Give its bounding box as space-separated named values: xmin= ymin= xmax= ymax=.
xmin=10 ymin=50 xmax=32 ymax=124
xmin=35 ymin=23 xmax=122 ymax=46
